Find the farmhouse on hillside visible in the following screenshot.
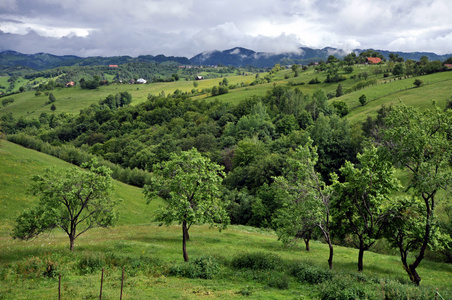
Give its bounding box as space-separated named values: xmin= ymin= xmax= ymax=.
xmin=366 ymin=57 xmax=382 ymax=64
xmin=136 ymin=78 xmax=147 ymax=84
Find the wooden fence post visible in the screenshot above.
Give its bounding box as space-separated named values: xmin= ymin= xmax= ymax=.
xmin=120 ymin=267 xmax=124 ymax=300
xmin=58 ymin=274 xmax=61 ymax=300
xmin=99 ymin=268 xmax=104 ymax=300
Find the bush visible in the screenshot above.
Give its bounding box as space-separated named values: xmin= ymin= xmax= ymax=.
xmin=169 ymin=256 xmax=220 ymax=279
xmin=77 ymin=255 xmax=103 ymax=275
xmin=265 ymin=272 xmax=290 ymax=289
xmin=318 ymin=275 xmax=378 ymax=300
xmin=379 ymin=280 xmax=438 ymax=300
xmin=14 ymin=256 xmax=58 ymax=279
xmin=290 ymin=262 xmax=333 ymax=284
xmin=231 ymin=252 xmax=282 ymax=270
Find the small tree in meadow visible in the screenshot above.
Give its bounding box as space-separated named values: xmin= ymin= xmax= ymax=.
xmin=413 ymin=78 xmax=423 ymax=88
xmin=12 ymin=160 xmax=119 ymax=251
xmin=143 ymin=148 xmax=229 ymax=262
xmin=359 ymin=94 xmax=367 ymax=106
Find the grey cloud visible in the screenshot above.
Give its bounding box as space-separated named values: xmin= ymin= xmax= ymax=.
xmin=1 ymin=0 xmax=451 ymax=57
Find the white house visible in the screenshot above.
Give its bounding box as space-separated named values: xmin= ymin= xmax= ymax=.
xmin=136 ymin=78 xmax=147 ymax=84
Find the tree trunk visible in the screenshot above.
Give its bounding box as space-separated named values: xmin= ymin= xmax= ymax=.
xmin=409 ymin=264 xmax=421 ymax=286
xmin=69 ymin=234 xmax=75 ymax=252
xmin=327 ymin=241 xmax=334 ymax=270
xmin=358 ymin=240 xmax=365 ymax=272
xmin=304 ymin=238 xmax=310 ymax=251
xmin=182 ymin=220 xmax=189 ymax=262
xmin=304 ymin=230 xmax=311 ymax=251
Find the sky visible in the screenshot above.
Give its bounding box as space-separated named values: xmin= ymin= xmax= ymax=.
xmin=1 ymin=0 xmax=452 ymax=58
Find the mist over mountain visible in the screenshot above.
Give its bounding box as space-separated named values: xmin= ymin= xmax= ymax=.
xmin=1 ymin=47 xmax=451 ymax=71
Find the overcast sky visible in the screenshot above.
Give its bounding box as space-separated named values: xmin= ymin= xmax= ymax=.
xmin=1 ymin=0 xmax=451 ymax=58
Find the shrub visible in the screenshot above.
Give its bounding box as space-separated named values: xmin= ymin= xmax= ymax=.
xmin=231 ymin=252 xmax=282 ymax=270
xmin=318 ymin=275 xmax=378 ymax=300
xmin=77 ymin=255 xmax=103 ymax=275
xmin=169 ymin=256 xmax=220 ymax=279
xmin=266 ymin=272 xmax=290 ymax=289
xmin=379 ymin=280 xmax=438 ymax=300
xmin=290 ymin=262 xmax=333 ymax=284
xmin=14 ymin=256 xmax=58 ymax=279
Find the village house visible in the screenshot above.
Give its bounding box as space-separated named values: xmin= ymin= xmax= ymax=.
xmin=366 ymin=57 xmax=382 ymax=64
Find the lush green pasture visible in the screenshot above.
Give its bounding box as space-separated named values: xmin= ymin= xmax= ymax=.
xmin=0 ymin=140 xmax=162 ymax=235
xmin=342 ymin=71 xmax=452 ymax=121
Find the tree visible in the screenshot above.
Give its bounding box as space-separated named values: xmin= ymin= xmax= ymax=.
xmin=48 ymin=92 xmax=56 ymax=103
xmin=331 ymin=147 xmax=400 ymax=272
xmin=359 ymin=94 xmax=367 ymax=106
xmin=392 ymin=63 xmax=405 ymax=76
xmin=143 ymin=148 xmax=229 ymax=262
xmin=12 ymin=160 xmax=119 ymax=251
xmin=273 ymin=139 xmax=335 ymax=269
xmin=336 ymin=84 xmax=343 ymax=97
xmin=413 ymin=78 xmax=423 ymax=88
xmin=377 ymin=103 xmax=452 ymax=285
xmin=50 ymin=104 xmax=56 ymax=111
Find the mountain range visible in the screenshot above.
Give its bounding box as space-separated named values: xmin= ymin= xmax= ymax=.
xmin=1 ymin=47 xmax=451 ymax=70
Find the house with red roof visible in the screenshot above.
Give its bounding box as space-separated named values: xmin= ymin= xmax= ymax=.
xmin=366 ymin=57 xmax=382 ymax=64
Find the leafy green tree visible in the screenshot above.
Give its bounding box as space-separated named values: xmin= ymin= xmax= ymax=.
xmin=332 ymin=101 xmax=349 ymax=117
xmin=143 ymin=148 xmax=229 ymax=262
xmin=378 ymin=103 xmax=452 ymax=285
xmin=12 ymin=160 xmax=119 ymax=251
xmin=50 ymin=104 xmax=56 ymax=111
xmin=413 ymin=78 xmax=423 ymax=88
xmin=335 ymin=84 xmax=343 ymax=97
xmin=359 ymin=94 xmax=367 ymax=106
xmin=48 ymin=92 xmax=56 ymax=103
xmin=331 ymin=147 xmax=400 ymax=272
xmin=392 ymin=63 xmax=405 ymax=76
xmin=273 ymin=139 xmax=335 ymax=269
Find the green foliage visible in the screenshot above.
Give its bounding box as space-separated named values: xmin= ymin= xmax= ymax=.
xmin=332 ymin=147 xmax=401 ymax=271
xmin=359 ymin=94 xmax=367 ymax=106
xmin=14 ymin=256 xmax=59 ymax=279
xmin=379 ymin=103 xmax=452 ymax=284
xmin=143 ymin=148 xmax=229 ymax=261
xmin=332 ymin=100 xmax=349 ymax=116
xmin=413 ymin=78 xmax=423 ymax=87
xmin=290 ymin=262 xmax=333 ymax=284
xmin=169 ymin=256 xmax=220 ymax=279
xmin=77 ymin=254 xmax=104 ymax=275
xmin=12 ymin=159 xmax=120 ymax=251
xmin=231 ymin=252 xmax=282 ymax=270
xmin=1 ymin=97 xmax=14 ymax=107
xmin=318 ymin=275 xmax=377 ymax=300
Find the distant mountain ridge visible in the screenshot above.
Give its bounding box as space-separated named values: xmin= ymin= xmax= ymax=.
xmin=1 ymin=47 xmax=451 ymax=70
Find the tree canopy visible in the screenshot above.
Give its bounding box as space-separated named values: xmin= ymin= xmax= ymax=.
xmin=12 ymin=160 xmax=119 ymax=251
xmin=143 ymin=148 xmax=229 ymax=261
